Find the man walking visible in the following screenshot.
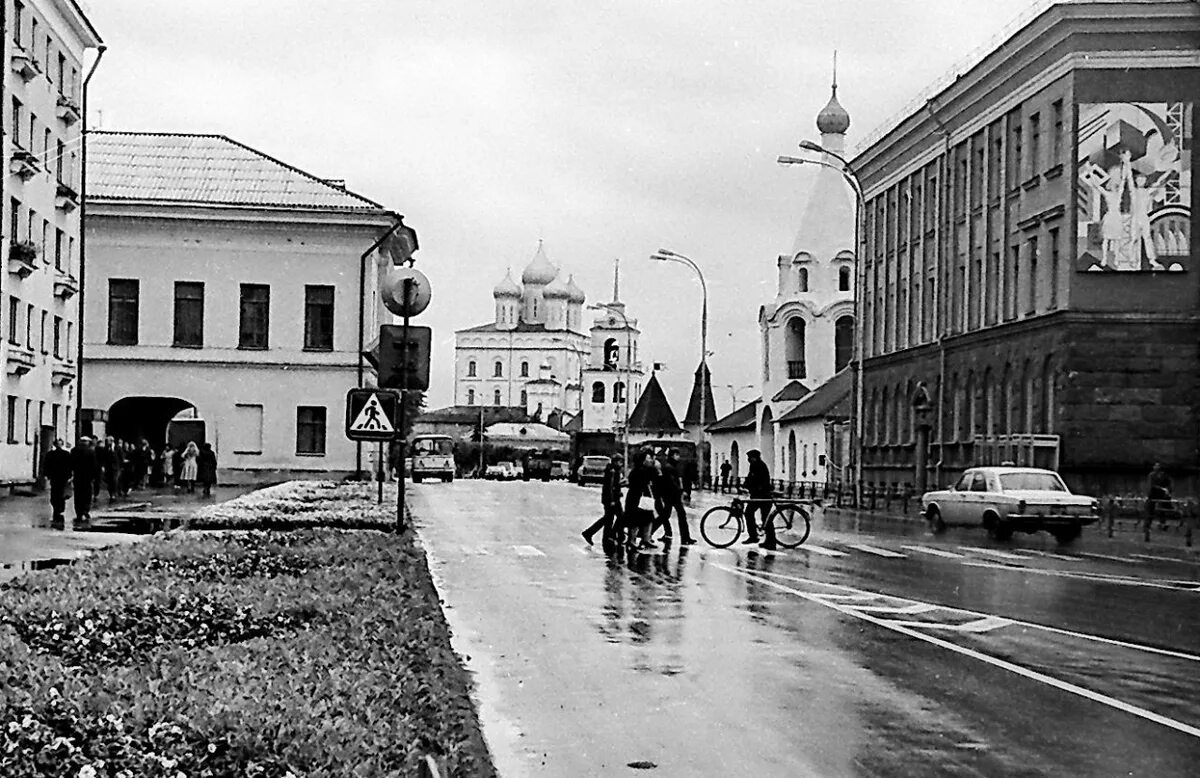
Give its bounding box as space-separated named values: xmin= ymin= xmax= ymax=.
xmin=70 ymin=436 xmax=99 ymax=523
xmin=654 ymin=450 xmax=695 ymax=544
xmin=582 ymin=453 xmax=623 ymax=546
xmin=43 ymin=439 xmax=72 ymax=522
xmin=720 ymin=460 xmax=732 ymax=493
xmin=742 ymin=449 xmax=777 ymax=550
xmin=1147 ymin=461 xmax=1172 ymax=523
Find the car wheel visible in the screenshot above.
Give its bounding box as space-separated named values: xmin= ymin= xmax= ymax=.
xmin=927 ymin=506 xmax=946 ymax=534
xmin=1051 ymin=524 xmax=1082 ymax=545
xmin=985 ymin=512 xmax=1012 ymax=541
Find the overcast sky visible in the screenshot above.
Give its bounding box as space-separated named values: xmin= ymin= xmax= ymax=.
xmin=87 ymin=0 xmax=1039 ymax=415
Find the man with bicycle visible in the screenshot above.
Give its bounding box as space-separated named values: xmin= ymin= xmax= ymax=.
xmin=742 ymin=449 xmax=777 ymax=550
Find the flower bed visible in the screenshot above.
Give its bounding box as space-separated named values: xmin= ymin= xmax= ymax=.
xmin=0 ymin=483 xmax=496 ymax=777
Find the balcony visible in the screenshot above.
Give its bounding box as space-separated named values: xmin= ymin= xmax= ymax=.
xmin=55 ymin=181 xmax=79 ymax=212
xmin=53 ymin=273 xmax=79 ymax=300
xmin=6 ymin=344 xmax=36 ymax=377
xmin=56 ymin=94 xmax=81 ymax=126
xmin=10 ymin=47 xmax=41 ymax=81
xmin=787 ymin=360 xmax=806 ymax=380
xmin=51 ymin=361 xmax=76 ymax=386
xmin=10 ymin=148 xmax=41 ymax=180
xmin=7 ymin=241 xmax=39 ymax=278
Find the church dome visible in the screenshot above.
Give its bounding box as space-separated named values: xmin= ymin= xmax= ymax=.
xmin=816 ymin=89 xmax=851 ymax=135
xmin=543 ymin=273 xmax=571 ymax=299
xmin=521 ymin=241 xmax=558 ymax=285
xmin=565 ymin=274 xmax=586 ymax=303
xmin=492 ymin=269 xmax=521 ymax=299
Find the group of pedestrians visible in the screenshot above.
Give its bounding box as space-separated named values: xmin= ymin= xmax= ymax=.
xmin=42 ymin=436 xmax=218 ymax=523
xmin=581 ymin=447 xmax=698 ymax=550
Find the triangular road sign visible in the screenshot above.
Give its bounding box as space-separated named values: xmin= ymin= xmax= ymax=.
xmin=350 ymin=393 xmax=395 ymax=434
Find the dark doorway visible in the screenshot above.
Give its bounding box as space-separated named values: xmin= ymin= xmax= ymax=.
xmin=106 ymin=396 xmax=203 ymax=448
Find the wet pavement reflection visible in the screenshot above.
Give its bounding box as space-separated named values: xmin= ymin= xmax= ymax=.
xmin=415 ymin=480 xmax=1200 ymax=777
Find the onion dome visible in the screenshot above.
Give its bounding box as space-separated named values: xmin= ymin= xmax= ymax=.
xmin=521 ymin=240 xmax=558 ymax=285
xmin=543 ymin=273 xmax=571 ymax=299
xmin=565 ymin=274 xmax=586 ymax=303
xmin=492 ymin=268 xmax=521 ymax=298
xmin=817 ymin=89 xmax=851 ymax=135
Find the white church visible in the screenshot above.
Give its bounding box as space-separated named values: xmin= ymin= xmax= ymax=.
xmin=708 ymin=74 xmax=857 ymax=484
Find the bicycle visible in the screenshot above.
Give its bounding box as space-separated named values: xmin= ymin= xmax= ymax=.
xmin=700 ymin=497 xmax=812 ymax=549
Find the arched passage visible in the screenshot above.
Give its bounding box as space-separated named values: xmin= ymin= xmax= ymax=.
xmin=787 ymin=430 xmax=797 ymax=482
xmin=106 ymin=396 xmax=204 ymax=449
xmin=761 ymin=406 xmax=776 ymax=473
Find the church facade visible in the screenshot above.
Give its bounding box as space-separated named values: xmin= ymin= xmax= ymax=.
xmin=454 ymin=243 xmax=588 ymax=421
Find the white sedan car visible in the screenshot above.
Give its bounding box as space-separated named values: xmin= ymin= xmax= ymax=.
xmin=921 ymin=466 xmax=1100 ymax=544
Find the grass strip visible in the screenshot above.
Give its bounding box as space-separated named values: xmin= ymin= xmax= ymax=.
xmin=0 ymin=483 xmax=496 ymax=777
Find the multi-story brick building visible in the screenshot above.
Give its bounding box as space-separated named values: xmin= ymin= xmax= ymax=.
xmin=0 ymin=0 xmax=101 ymax=484
xmin=853 ymin=0 xmax=1198 ymax=494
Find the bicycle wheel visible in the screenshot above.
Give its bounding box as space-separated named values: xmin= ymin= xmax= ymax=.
xmin=700 ymin=506 xmax=743 ymax=548
xmin=770 ymin=504 xmax=811 ymax=549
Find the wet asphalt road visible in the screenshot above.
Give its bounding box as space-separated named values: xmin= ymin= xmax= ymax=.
xmin=413 ymin=480 xmax=1200 ymax=777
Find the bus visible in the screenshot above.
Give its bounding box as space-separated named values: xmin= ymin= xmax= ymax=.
xmin=409 ymin=434 xmax=456 ymax=483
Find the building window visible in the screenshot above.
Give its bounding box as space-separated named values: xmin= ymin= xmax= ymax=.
xmin=520 ymin=361 xmax=529 ymax=377
xmin=786 ymin=318 xmax=806 ymax=379
xmin=38 ymin=310 xmax=47 ymax=353
xmin=303 ymin=285 xmax=334 ymax=351
xmin=1007 ymin=109 xmax=1023 ymax=186
xmin=238 ymin=284 xmax=270 ymax=349
xmin=838 ymin=266 xmax=851 ymax=292
xmin=10 ymin=197 xmax=20 ymax=242
xmin=232 ymin=404 xmax=264 ymax=455
xmin=107 ymin=279 xmax=139 ymax=345
xmin=493 ymin=361 xmax=503 ymax=378
xmin=57 ymin=52 xmax=65 ymax=93
xmin=7 ymin=297 xmax=19 ymax=345
xmin=797 ymin=267 xmax=809 ymax=293
xmin=55 ymin=140 xmax=64 ymax=183
xmin=834 ymin=316 xmax=854 ymax=372
xmin=1050 ymin=100 xmax=1064 ymax=166
xmin=520 ymin=390 xmax=527 ymax=406
xmin=1048 ymin=228 xmax=1060 ymax=310
xmin=467 ymin=388 xmax=475 ymax=405
xmin=296 ymin=406 xmax=326 ymax=455
xmin=25 ymin=304 xmax=34 ymax=349
xmin=52 ymin=316 xmax=61 ymax=358
xmin=1026 ymin=237 xmax=1038 ymax=315
xmin=592 ymin=382 xmax=605 ymax=403
xmin=173 ymin=281 xmax=204 ymax=347
xmin=24 ymin=399 xmax=32 ymax=444
xmin=493 ymin=389 xmax=501 ymax=406
xmin=13 ymin=1 xmax=23 ymax=46
xmin=1028 ymin=112 xmax=1041 ymax=179
xmin=54 ymin=229 xmax=62 ymax=270
xmin=467 ymin=360 xmax=476 ymax=377
xmin=10 ymin=99 xmax=21 ymax=149
xmin=614 ymin=382 xmax=626 ymax=404
xmin=5 ymin=397 xmax=16 ymax=444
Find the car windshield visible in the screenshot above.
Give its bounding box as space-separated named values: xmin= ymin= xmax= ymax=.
xmin=998 ymin=472 xmax=1067 ymax=492
xmin=412 ymin=438 xmax=453 ymax=456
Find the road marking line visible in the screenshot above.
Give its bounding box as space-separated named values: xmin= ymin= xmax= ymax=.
xmin=854 ymin=603 xmax=939 ymax=615
xmin=958 ymin=546 xmax=1026 ymax=560
xmin=512 ymin=545 xmax=546 ymax=557
xmin=717 ymin=564 xmax=1200 ymax=739
xmin=847 ymin=543 xmax=906 ymax=558
xmin=1131 ymin=553 xmax=1200 ymax=565
xmin=901 ymin=545 xmax=965 ymax=559
xmin=800 ymin=545 xmax=847 ymax=557
xmin=739 ymin=567 xmax=1200 ymax=663
xmin=1077 ymin=552 xmax=1139 ymax=564
xmin=1015 ymin=549 xmax=1080 ymax=561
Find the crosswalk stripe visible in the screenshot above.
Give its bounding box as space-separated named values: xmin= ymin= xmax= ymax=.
xmin=847 ymin=543 xmax=906 ymax=559
xmin=1077 ymin=552 xmax=1139 ymax=564
xmin=801 ymin=545 xmax=847 ymax=557
xmin=958 ymin=546 xmax=1026 ymax=561
xmin=901 ymin=545 xmax=965 ymax=559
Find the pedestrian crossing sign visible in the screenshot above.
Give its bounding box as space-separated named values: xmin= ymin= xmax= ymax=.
xmin=345 ymin=389 xmax=401 ymax=441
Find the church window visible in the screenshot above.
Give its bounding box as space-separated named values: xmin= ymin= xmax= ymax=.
xmin=493 ymin=361 xmax=503 ymax=378
xmin=521 ymin=389 xmax=528 ymax=407
xmin=785 ymin=318 xmax=806 ymax=379
xmin=592 ymin=382 xmax=606 ymax=403
xmin=834 ymin=316 xmax=854 ymax=372
xmin=493 ymin=389 xmax=502 ymax=406
xmin=614 ymin=382 xmax=626 ymax=404
xmin=467 ymin=389 xmax=475 ymax=405
xmin=604 ymin=338 xmax=619 ymax=370
xmin=797 ymin=267 xmax=809 ymax=293
xmin=838 ymin=266 xmax=851 ymax=292
xmin=467 ymin=360 xmax=476 ymax=377
xmin=520 ymin=361 xmax=529 ymax=377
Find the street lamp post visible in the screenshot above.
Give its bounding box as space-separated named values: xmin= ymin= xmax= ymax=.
xmin=588 ymin=302 xmax=632 ymax=472
xmin=725 ymin=383 xmax=755 ymax=413
xmin=649 ymin=249 xmax=709 ymax=488
xmin=779 ymin=144 xmax=865 ymax=505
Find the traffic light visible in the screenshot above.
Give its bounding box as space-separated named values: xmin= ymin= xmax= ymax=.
xmin=378 ymin=324 xmax=431 ymax=391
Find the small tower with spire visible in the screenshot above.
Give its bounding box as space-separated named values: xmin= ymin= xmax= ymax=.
xmin=581 ymin=259 xmax=645 ymax=433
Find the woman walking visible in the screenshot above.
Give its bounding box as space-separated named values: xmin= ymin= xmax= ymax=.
xmin=623 ymin=448 xmax=659 ymax=551
xmin=180 ymin=441 xmax=200 ymax=493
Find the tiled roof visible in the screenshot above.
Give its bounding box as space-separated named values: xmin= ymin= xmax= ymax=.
xmin=87 ymin=132 xmax=387 ymax=212
xmin=627 ymin=374 xmax=682 ymax=433
xmin=777 ymin=369 xmax=852 ymax=423
xmin=706 ymin=398 xmax=761 ymax=433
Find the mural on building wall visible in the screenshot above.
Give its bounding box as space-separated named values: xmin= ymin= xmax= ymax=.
xmin=1076 ymin=102 xmax=1191 ymax=272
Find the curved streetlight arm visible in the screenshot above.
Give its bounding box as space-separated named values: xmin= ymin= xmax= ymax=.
xmin=778 ymin=154 xmax=864 ymax=206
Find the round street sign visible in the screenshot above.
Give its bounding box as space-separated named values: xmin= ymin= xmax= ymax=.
xmin=382 ymin=266 xmax=432 ymax=317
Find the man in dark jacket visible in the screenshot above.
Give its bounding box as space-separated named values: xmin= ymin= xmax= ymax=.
xmin=198 ymin=443 xmax=218 ymax=498
xmin=43 ymin=439 xmax=72 ymax=521
xmin=582 ymin=454 xmax=623 ymax=546
xmin=654 ymin=450 xmax=695 ymax=544
xmin=70 ymin=436 xmax=99 ymax=523
xmin=743 ymin=449 xmax=776 ymax=549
